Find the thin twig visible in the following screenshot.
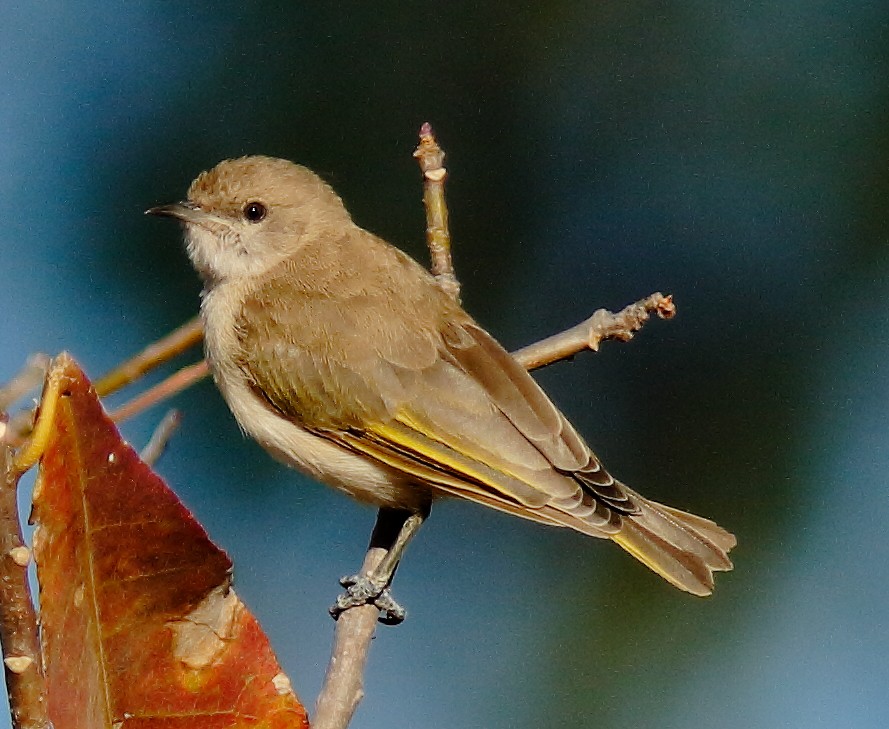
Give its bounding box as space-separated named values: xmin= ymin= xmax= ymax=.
xmin=93 ymin=315 xmax=203 ymax=397
xmin=313 ymin=554 xmax=383 ymax=729
xmin=0 ymin=427 xmax=50 ymax=728
xmin=0 ymin=356 xmax=51 ymax=450
xmin=316 ymin=125 xmax=461 ymax=729
xmin=314 ymin=129 xmax=679 ymax=729
xmin=2 ymin=322 xmax=203 ymax=448
xmin=314 ymin=512 xmax=406 ymax=729
xmin=3 ymin=291 xmax=670 ymax=451
xmin=2 ymin=412 xmax=33 ymax=451
xmin=414 ymin=123 xmax=459 ymax=302
xmin=511 ymin=293 xmax=676 ymax=371
xmin=139 ymin=409 xmax=182 ymax=466
xmin=0 ymin=356 xmax=50 ymax=413
xmin=108 ymin=360 xmax=209 ymax=425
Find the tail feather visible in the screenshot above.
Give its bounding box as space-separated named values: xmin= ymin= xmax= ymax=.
xmin=611 ymin=490 xmax=736 ymax=596
xmin=656 ymin=503 xmax=737 ymax=552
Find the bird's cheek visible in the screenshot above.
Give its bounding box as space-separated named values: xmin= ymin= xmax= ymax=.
xmin=184 ymin=225 xmax=231 ymax=280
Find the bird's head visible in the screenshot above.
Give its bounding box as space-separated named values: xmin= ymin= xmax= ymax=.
xmin=148 ymin=155 xmax=352 ymax=284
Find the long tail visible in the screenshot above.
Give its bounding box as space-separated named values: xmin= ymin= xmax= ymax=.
xmin=611 ymin=488 xmax=736 ymax=596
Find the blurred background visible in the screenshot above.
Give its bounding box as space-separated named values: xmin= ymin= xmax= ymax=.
xmin=2 ymin=2 xmax=888 ymax=727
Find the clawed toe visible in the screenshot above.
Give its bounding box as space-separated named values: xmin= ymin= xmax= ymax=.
xmin=373 ymin=588 xmax=406 ymax=625
xmin=330 ymin=575 xmax=406 ymax=625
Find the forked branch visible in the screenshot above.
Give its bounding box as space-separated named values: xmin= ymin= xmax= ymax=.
xmin=313 ymin=123 xmax=677 ymax=729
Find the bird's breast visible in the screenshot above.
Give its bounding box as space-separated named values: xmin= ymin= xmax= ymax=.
xmin=199 ymin=281 xmax=428 ymax=510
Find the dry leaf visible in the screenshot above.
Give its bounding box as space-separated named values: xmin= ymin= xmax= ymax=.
xmin=32 ymin=354 xmax=308 ymax=728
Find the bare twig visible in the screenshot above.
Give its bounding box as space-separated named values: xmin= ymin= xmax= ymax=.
xmin=108 ymin=360 xmax=209 ymax=424
xmin=315 ymin=125 xmax=462 ymax=729
xmin=314 ymin=128 xmax=679 ymax=729
xmin=511 ymin=293 xmax=676 ymax=371
xmin=3 ymin=319 xmax=202 ymax=445
xmin=139 ymin=409 xmax=182 ymax=466
xmin=0 ymin=442 xmax=48 ymax=729
xmin=414 ymin=123 xmax=459 ymax=302
xmin=5 ymin=292 xmax=670 ymax=451
xmin=4 ymin=329 xmax=204 ymax=447
xmin=94 ymin=315 xmax=203 ymax=397
xmin=0 ymin=439 xmax=49 ymax=729
xmin=0 ymin=356 xmax=50 ymax=413
xmin=314 ymin=512 xmax=407 ymax=729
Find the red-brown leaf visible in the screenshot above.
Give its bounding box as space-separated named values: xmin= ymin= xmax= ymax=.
xmin=32 ymin=353 xmax=309 ymax=728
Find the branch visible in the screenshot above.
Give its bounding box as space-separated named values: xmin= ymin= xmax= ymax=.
xmin=313 ymin=125 xmax=679 ymax=729
xmin=0 ymin=356 xmax=50 ymax=414
xmin=0 ymin=360 xmax=81 ymax=727
xmin=511 ymin=292 xmax=676 ymax=371
xmin=108 ymin=360 xmax=209 ymax=424
xmin=414 ymin=122 xmax=459 ymax=302
xmin=314 ymin=124 xmax=460 ymax=729
xmin=0 ymin=127 xmax=677 ymax=729
xmin=139 ymin=409 xmax=182 ymax=466
xmin=93 ymin=315 xmax=203 ymax=397
xmin=4 ymin=322 xmax=203 ymax=446
xmin=0 ymin=393 xmax=52 ymax=729
xmin=313 ymin=512 xmax=406 ymax=729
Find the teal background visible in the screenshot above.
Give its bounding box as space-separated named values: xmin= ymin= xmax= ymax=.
xmin=2 ymin=3 xmax=888 ymax=727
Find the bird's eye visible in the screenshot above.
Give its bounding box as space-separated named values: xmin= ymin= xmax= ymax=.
xmin=243 ymin=201 xmax=267 ymax=223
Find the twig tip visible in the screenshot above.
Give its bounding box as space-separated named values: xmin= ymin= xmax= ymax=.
xmin=656 ymin=294 xmax=676 ymax=320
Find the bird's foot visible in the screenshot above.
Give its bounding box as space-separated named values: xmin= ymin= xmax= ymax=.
xmin=329 ymin=574 xmax=406 ymax=625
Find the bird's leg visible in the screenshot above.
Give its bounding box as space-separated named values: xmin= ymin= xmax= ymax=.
xmin=330 ymin=505 xmax=429 ymax=625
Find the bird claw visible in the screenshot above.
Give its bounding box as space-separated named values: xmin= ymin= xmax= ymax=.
xmin=330 ymin=574 xmax=406 ymax=625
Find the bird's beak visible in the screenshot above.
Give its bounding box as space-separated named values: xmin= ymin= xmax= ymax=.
xmin=145 ymin=201 xmax=207 ymax=224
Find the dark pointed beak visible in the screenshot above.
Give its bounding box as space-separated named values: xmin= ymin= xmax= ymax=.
xmin=145 ymin=201 xmax=205 ymax=223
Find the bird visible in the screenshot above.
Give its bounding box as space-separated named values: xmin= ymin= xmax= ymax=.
xmin=148 ymin=155 xmax=735 ymax=621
